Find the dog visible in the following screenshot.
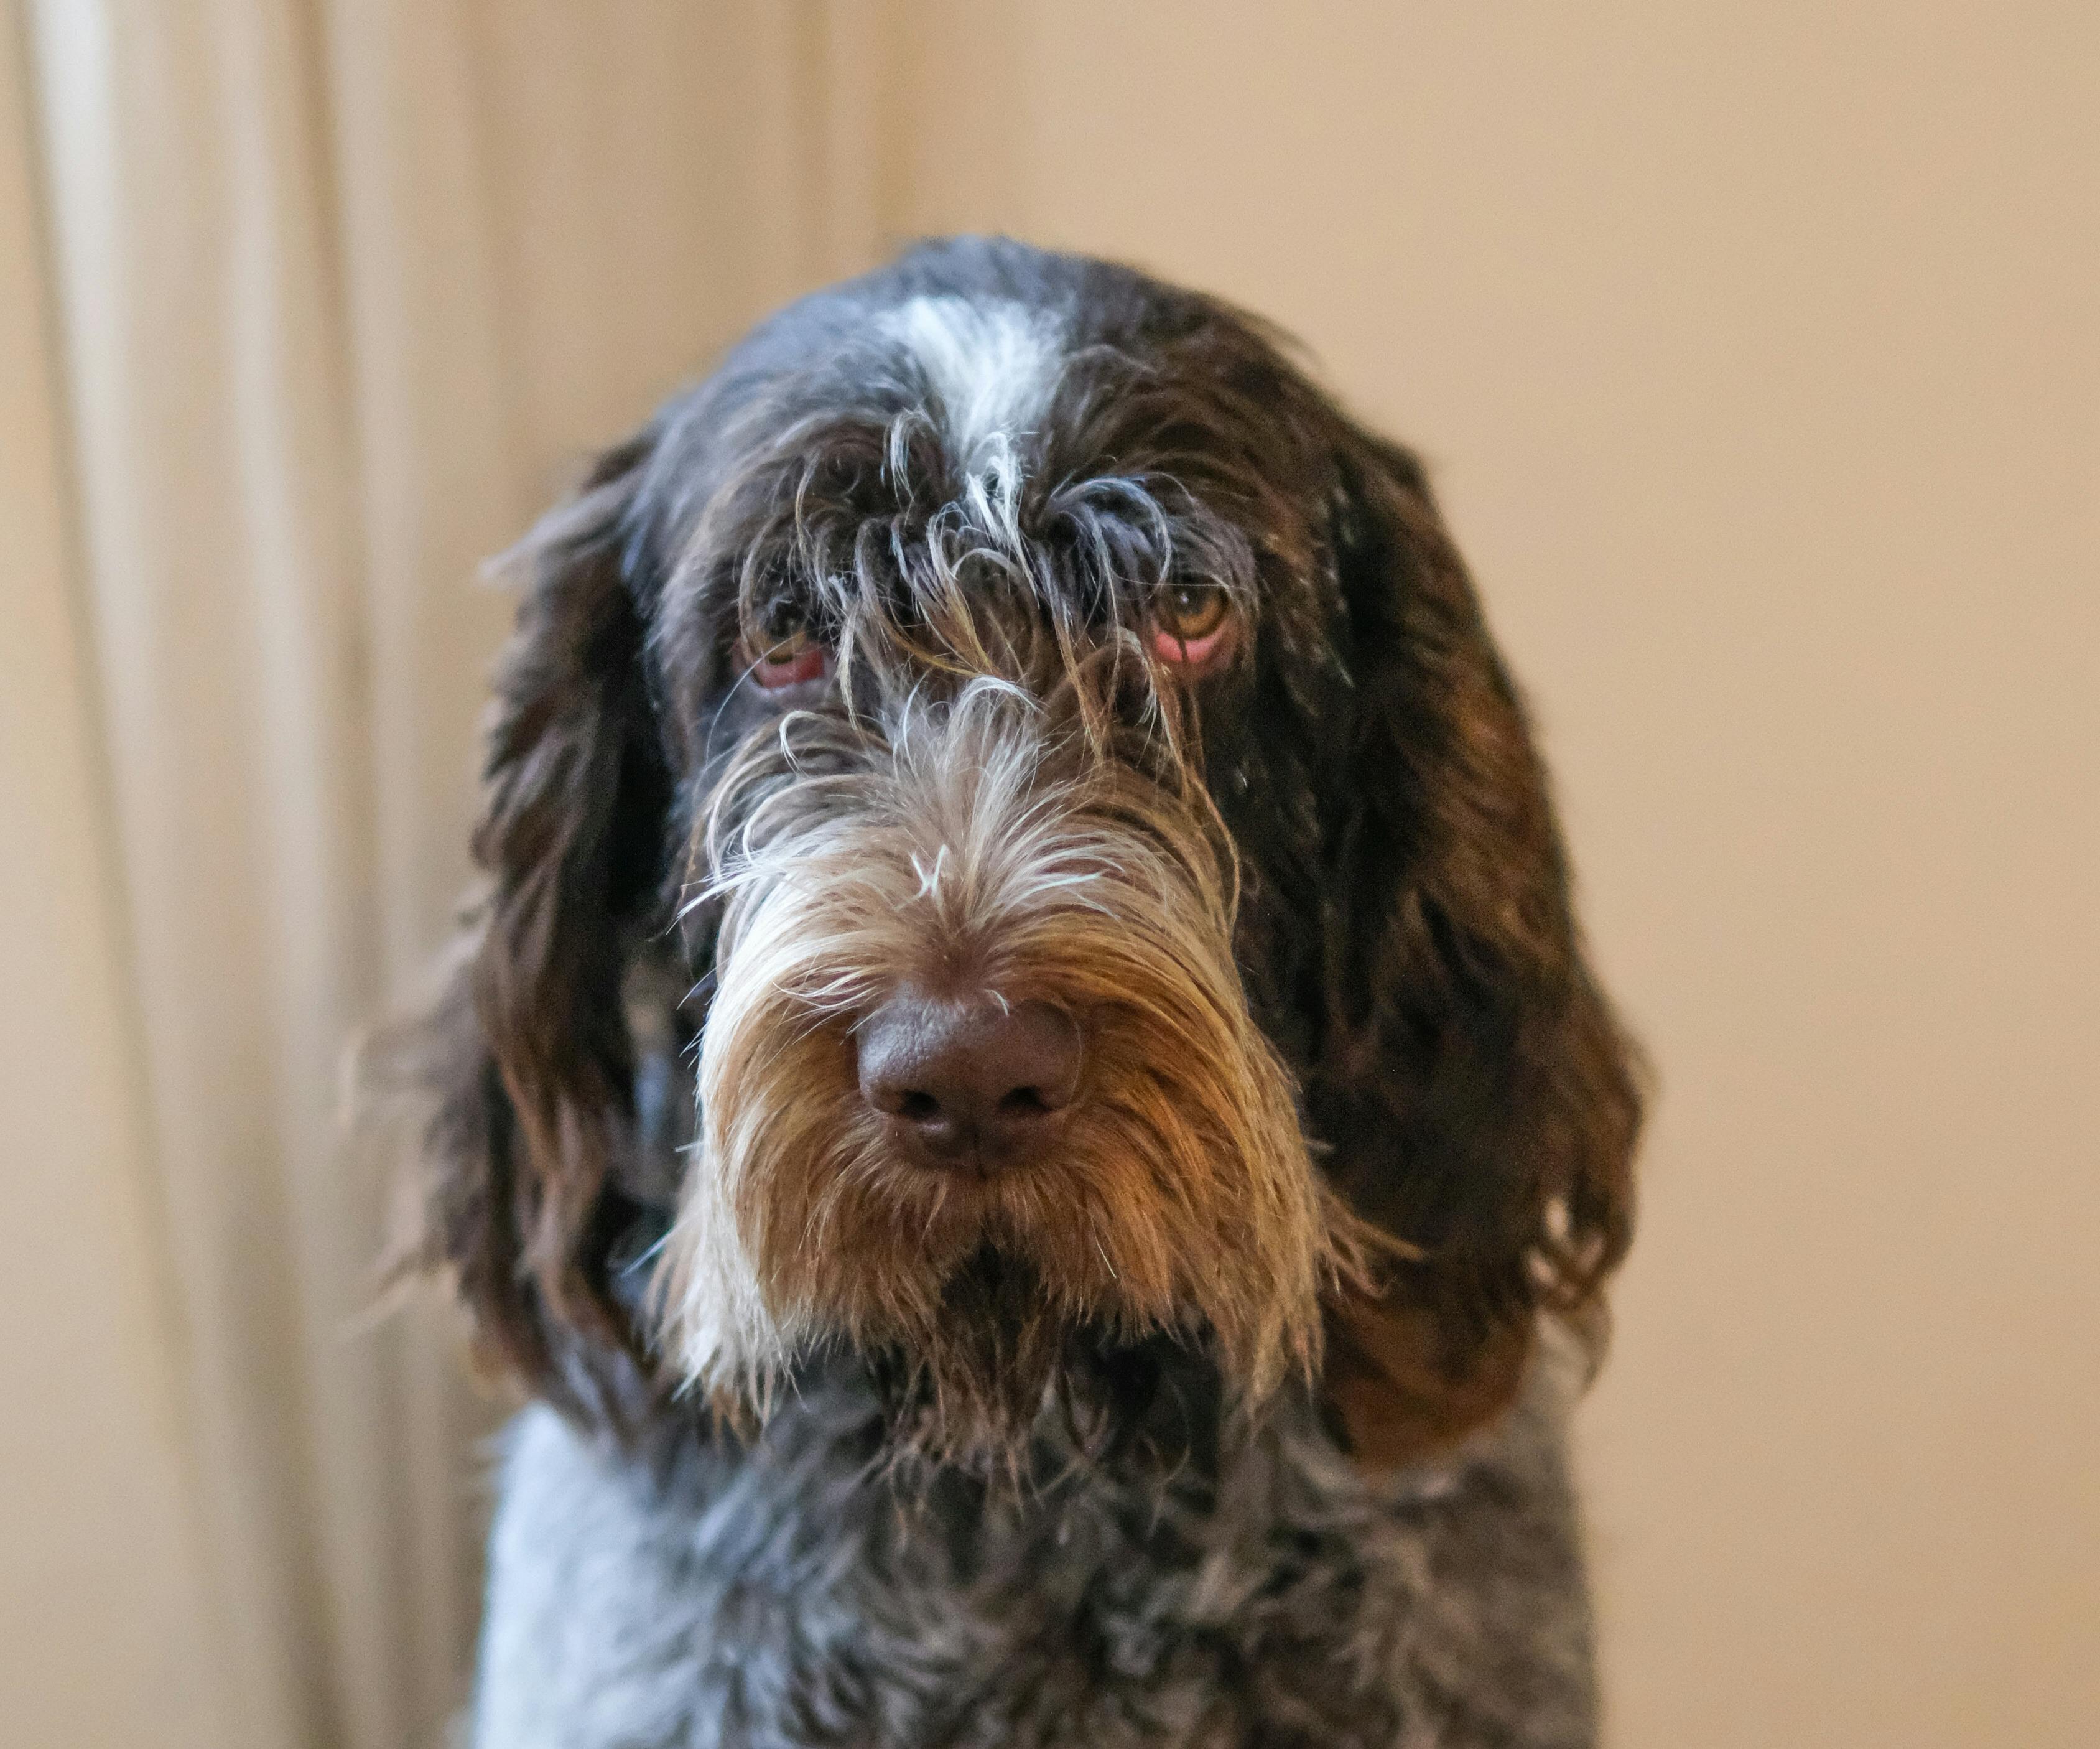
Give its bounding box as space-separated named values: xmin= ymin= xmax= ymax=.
xmin=361 ymin=236 xmax=1642 ymax=1747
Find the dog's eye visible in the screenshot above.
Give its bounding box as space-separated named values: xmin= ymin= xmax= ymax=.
xmin=1150 ymin=582 xmax=1234 ymax=668
xmin=743 ymin=604 xmax=831 ymax=689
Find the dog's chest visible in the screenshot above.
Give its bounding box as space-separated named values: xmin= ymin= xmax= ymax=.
xmin=472 ymin=1384 xmax=1596 ymax=1749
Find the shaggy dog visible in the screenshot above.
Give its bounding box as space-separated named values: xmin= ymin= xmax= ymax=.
xmin=364 ymin=236 xmax=1642 ymax=1747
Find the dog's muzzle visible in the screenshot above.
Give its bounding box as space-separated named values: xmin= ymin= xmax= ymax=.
xmin=657 ymin=681 xmax=1334 ymax=1458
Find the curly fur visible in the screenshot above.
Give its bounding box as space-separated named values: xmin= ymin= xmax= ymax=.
xmin=352 ymin=236 xmax=1644 ymax=1745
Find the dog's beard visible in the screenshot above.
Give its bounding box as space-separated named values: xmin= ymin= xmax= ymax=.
xmin=657 ymin=684 xmax=1337 ymax=1467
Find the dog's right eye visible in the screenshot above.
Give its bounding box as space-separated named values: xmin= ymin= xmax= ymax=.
xmin=1150 ymin=582 xmax=1236 ymax=671
xmin=742 ymin=605 xmax=830 ymax=689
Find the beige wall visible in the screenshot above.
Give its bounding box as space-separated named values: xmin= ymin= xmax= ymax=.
xmin=0 ymin=12 xmax=231 ymax=1745
xmin=893 ymin=4 xmax=2100 ymax=1744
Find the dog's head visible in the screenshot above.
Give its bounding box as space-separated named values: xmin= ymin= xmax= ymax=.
xmin=367 ymin=238 xmax=1640 ymax=1468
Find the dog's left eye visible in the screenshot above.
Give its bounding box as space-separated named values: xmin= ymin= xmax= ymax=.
xmin=743 ymin=605 xmax=831 ymax=689
xmin=1150 ymin=583 xmax=1235 ymax=668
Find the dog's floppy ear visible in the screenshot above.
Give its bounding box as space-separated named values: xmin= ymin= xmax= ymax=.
xmin=1311 ymin=430 xmax=1642 ymax=1467
xmin=360 ymin=433 xmax=672 ymax=1420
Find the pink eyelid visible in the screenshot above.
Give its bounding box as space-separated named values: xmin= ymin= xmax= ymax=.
xmin=747 ymin=642 xmax=831 ymax=688
xmin=1150 ymin=622 xmax=1233 ymax=669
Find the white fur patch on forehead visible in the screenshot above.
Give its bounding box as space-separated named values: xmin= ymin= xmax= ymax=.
xmin=881 ymin=295 xmax=1063 ymax=474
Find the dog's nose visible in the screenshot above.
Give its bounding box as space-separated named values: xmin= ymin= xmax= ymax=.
xmin=857 ymin=987 xmax=1082 ymax=1171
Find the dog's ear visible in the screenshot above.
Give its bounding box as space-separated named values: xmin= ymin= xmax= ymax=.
xmin=1310 ymin=430 xmax=1642 ymax=1467
xmin=360 ymin=433 xmax=672 ymax=1420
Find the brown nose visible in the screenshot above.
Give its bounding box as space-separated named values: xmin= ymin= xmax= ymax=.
xmin=857 ymin=987 xmax=1082 ymax=1172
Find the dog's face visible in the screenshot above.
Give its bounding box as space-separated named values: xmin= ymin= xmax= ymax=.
xmin=371 ymin=240 xmax=1640 ymax=1468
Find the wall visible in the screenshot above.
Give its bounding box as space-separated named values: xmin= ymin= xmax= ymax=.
xmin=893 ymin=4 xmax=2099 ymax=1744
xmin=0 ymin=11 xmax=234 ymax=1745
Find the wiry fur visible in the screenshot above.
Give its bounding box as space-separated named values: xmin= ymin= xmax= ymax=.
xmin=666 ymin=681 xmax=1349 ymax=1463
xmin=351 ymin=236 xmax=1644 ymax=1745
xmin=880 ymin=294 xmax=1064 ymax=476
xmin=476 ymin=1346 xmax=1598 ymax=1749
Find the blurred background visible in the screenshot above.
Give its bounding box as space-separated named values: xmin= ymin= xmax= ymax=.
xmin=3 ymin=3 xmax=2094 ymax=1745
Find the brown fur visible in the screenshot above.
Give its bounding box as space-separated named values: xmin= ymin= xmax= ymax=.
xmin=350 ymin=240 xmax=1642 ymax=1473
xmin=662 ymin=681 xmax=1362 ymax=1462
